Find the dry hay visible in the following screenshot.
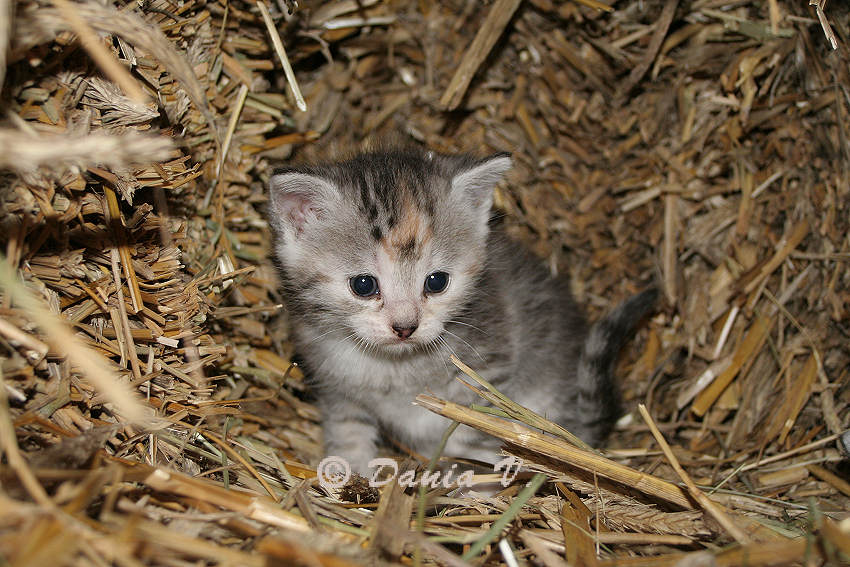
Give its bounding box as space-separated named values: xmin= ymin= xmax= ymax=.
xmin=0 ymin=0 xmax=849 ymax=565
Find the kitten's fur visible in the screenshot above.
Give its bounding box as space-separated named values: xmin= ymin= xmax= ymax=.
xmin=269 ymin=148 xmax=655 ymax=474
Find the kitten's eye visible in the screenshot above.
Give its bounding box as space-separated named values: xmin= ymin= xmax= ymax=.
xmin=424 ymin=271 xmax=449 ymax=294
xmin=350 ymin=275 xmax=379 ymax=297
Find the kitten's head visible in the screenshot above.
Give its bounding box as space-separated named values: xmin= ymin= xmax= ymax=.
xmin=268 ymin=149 xmax=511 ymax=353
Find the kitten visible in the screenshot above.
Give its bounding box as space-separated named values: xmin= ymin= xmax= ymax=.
xmin=268 ymin=148 xmax=656 ymax=475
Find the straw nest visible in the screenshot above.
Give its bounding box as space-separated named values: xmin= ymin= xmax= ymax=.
xmin=0 ymin=0 xmax=848 ymax=565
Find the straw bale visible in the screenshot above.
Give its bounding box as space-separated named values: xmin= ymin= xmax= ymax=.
xmin=1 ymin=0 xmax=849 ymax=565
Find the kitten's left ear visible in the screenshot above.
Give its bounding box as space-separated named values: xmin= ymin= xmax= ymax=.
xmin=450 ymin=152 xmax=512 ymax=221
xmin=268 ymin=170 xmax=340 ymax=239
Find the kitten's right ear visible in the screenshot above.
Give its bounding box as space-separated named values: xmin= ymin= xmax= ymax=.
xmin=268 ymin=170 xmax=338 ymax=238
xmin=449 ymin=153 xmax=513 ymax=224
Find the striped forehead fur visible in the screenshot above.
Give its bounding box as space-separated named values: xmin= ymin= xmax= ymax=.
xmin=275 ymin=148 xmax=473 ymax=260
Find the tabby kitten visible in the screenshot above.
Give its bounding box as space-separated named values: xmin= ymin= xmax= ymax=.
xmin=268 ymin=148 xmax=655 ymax=474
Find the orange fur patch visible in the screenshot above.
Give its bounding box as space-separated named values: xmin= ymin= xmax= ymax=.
xmin=383 ymin=200 xmax=432 ymax=260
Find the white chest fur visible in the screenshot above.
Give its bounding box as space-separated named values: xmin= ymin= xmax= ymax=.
xmin=304 ymin=331 xmax=485 ymax=450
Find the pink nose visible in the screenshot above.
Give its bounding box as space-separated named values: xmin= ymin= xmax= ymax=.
xmin=392 ymin=324 xmax=417 ymax=339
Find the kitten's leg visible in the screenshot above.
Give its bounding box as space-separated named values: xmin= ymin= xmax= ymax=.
xmin=443 ymin=429 xmax=513 ymax=497
xmin=321 ymin=400 xmax=379 ymax=476
xmin=443 ymin=425 xmax=501 ymax=466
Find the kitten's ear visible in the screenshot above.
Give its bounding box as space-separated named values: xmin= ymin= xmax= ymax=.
xmin=450 ymin=153 xmax=512 ymax=220
xmin=268 ymin=170 xmax=339 ymax=238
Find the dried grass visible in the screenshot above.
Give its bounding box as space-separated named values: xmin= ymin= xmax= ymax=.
xmin=1 ymin=0 xmax=849 ymax=565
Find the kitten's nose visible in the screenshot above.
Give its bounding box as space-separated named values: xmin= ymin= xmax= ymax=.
xmin=391 ymin=323 xmax=418 ymax=340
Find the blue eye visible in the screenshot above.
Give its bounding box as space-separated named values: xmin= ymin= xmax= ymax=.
xmin=424 ymin=272 xmax=449 ymax=294
xmin=350 ymin=275 xmax=379 ymax=297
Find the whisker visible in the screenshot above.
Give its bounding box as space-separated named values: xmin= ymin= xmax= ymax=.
xmin=435 ymin=335 xmax=459 ymax=367
xmin=303 ymin=326 xmax=347 ymax=346
xmin=425 ymin=338 xmax=451 ymax=380
xmin=443 ymin=329 xmax=485 ymax=362
xmin=447 ymin=319 xmax=489 ymax=336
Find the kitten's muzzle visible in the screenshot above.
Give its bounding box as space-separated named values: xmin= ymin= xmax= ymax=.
xmin=391 ymin=323 xmax=418 ymax=340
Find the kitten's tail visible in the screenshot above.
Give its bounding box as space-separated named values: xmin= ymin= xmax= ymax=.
xmin=575 ymin=288 xmax=659 ymax=445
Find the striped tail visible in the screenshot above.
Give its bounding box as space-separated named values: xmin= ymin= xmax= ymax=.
xmin=574 ymin=288 xmax=659 ymax=445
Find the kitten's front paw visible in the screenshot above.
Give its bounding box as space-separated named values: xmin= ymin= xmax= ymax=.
xmin=322 ymin=417 xmax=379 ymax=477
xmin=322 ymin=444 xmax=375 ymax=479
xmin=343 ymin=453 xmax=375 ymax=479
